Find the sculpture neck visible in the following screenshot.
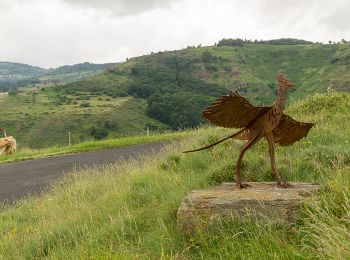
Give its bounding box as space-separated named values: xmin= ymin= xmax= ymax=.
xmin=276 ymin=86 xmax=287 ymax=112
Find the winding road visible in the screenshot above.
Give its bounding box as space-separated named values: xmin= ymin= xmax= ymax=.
xmin=0 ymin=142 xmax=167 ymax=204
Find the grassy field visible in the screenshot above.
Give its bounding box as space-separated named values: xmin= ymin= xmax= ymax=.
xmin=0 ymin=131 xmax=188 ymax=165
xmin=0 ymin=91 xmax=349 ymax=258
xmin=0 ymin=87 xmax=168 ymax=148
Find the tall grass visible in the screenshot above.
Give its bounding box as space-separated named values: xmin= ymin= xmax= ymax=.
xmin=0 ymin=92 xmax=349 ymax=258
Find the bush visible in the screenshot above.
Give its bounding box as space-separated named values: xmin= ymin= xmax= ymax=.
xmin=8 ymin=87 xmax=18 ymax=96
xmin=79 ymin=102 xmax=90 ymax=108
xmin=90 ymin=126 xmax=108 ymax=140
xmin=201 ymin=50 xmax=214 ymax=63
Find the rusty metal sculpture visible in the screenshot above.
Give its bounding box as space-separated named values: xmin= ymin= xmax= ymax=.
xmin=184 ymin=74 xmax=314 ymax=189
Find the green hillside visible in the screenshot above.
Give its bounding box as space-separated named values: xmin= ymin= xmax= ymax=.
xmin=0 ymin=41 xmax=349 ymax=148
xmin=0 ymin=62 xmax=45 ymax=78
xmin=0 ymin=92 xmax=349 ymax=258
xmin=62 ymin=42 xmax=350 ymax=103
xmin=0 ymin=87 xmax=167 ymax=148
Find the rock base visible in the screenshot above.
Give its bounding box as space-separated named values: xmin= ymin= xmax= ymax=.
xmin=177 ymin=182 xmax=319 ymax=233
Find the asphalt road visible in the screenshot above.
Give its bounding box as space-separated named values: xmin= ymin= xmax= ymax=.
xmin=0 ymin=142 xmax=167 ymax=204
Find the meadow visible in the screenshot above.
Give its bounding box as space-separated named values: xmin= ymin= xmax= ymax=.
xmin=0 ymin=87 xmax=168 ymax=148
xmin=0 ymin=91 xmax=349 ymax=258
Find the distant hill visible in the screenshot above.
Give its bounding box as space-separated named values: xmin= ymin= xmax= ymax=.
xmin=0 ymin=39 xmax=349 ymax=147
xmin=0 ymin=61 xmax=116 ymax=92
xmin=0 ymin=62 xmax=46 ymax=77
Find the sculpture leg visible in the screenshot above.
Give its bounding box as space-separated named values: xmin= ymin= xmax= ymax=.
xmin=266 ymin=133 xmax=293 ymax=188
xmin=235 ymin=131 xmax=262 ymax=189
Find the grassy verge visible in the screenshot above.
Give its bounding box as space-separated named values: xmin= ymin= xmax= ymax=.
xmin=0 ymin=131 xmax=190 ymax=164
xmin=0 ymin=92 xmax=349 ymax=258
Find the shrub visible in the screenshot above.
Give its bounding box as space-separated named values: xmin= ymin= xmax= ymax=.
xmin=79 ymin=102 xmax=90 ymax=108
xmin=90 ymin=126 xmax=108 ymax=140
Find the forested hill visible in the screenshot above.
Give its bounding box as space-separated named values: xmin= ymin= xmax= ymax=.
xmin=59 ymin=40 xmax=350 ymax=127
xmin=0 ymin=61 xmax=116 ymax=92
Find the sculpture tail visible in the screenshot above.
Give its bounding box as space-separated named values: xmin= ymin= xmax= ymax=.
xmin=183 ymin=129 xmax=245 ymax=153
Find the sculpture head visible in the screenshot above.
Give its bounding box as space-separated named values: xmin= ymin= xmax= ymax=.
xmin=276 ymin=74 xmax=295 ymax=90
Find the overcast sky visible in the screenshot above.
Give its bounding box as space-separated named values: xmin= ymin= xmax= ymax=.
xmin=0 ymin=0 xmax=349 ymax=68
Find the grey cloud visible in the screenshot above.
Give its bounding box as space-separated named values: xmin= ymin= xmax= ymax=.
xmin=256 ymin=0 xmax=327 ymax=23
xmin=1 ymin=0 xmax=349 ymax=68
xmin=62 ymin=0 xmax=178 ymax=15
xmin=320 ymin=1 xmax=350 ymax=32
xmin=257 ymin=0 xmax=319 ymax=12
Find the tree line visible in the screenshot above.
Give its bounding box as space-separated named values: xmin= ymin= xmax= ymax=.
xmin=217 ymin=38 xmax=315 ymax=47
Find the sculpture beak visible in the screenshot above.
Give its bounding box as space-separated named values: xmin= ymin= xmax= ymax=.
xmin=287 ymin=82 xmax=296 ymax=89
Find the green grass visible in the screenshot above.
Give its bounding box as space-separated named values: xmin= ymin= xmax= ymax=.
xmin=0 ymin=91 xmax=349 ymax=258
xmin=0 ymin=88 xmax=168 ymax=148
xmin=0 ymin=131 xmax=189 ymax=165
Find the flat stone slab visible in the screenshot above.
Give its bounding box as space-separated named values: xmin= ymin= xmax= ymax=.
xmin=177 ymin=182 xmax=319 ymax=233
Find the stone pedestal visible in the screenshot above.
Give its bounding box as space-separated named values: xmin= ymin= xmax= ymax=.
xmin=177 ymin=182 xmax=319 ymax=233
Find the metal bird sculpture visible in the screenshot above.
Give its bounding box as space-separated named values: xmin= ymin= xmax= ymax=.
xmin=184 ymin=74 xmax=314 ymax=189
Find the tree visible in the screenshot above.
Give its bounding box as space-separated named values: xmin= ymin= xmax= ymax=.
xmin=165 ymin=55 xmax=193 ymax=87
xmin=147 ymin=92 xmax=213 ymax=129
xmin=217 ymin=38 xmax=244 ymax=47
xmin=201 ymin=50 xmax=213 ymax=63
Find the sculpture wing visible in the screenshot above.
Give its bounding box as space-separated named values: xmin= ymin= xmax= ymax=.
xmin=202 ymin=91 xmax=271 ymax=128
xmin=273 ymin=114 xmax=314 ymax=146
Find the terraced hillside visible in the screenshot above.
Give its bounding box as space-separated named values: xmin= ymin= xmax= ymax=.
xmin=0 ymin=42 xmax=349 ymax=147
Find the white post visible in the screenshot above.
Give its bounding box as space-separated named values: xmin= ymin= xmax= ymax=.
xmin=146 ymin=127 xmax=149 ymax=136
xmin=68 ymin=132 xmax=71 ymax=146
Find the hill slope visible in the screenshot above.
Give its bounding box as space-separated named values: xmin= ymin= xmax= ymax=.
xmin=0 ymin=42 xmax=349 ymax=147
xmin=0 ymin=92 xmax=349 ymax=258
xmin=62 ymin=42 xmax=350 ymax=102
xmin=58 ymin=42 xmax=350 ymax=128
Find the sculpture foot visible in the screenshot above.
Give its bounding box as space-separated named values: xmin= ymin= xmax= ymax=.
xmin=277 ymin=182 xmax=293 ymax=188
xmin=236 ymin=182 xmax=251 ymax=189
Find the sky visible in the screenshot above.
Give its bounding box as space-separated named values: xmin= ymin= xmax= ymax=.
xmin=0 ymin=0 xmax=349 ymax=68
